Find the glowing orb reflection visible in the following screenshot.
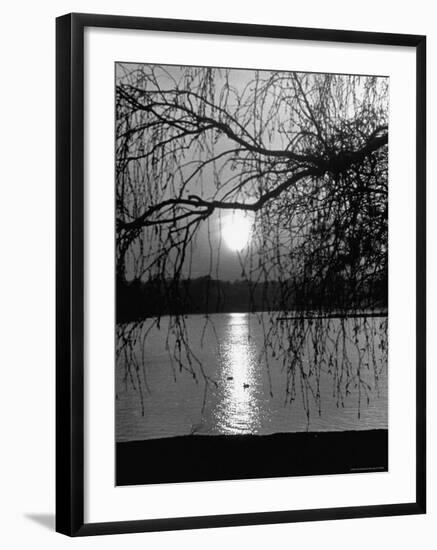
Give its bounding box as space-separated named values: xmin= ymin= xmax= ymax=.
xmin=213 ymin=312 xmax=262 ymax=434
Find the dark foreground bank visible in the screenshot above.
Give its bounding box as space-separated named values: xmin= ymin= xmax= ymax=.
xmin=116 ymin=429 xmax=388 ymax=486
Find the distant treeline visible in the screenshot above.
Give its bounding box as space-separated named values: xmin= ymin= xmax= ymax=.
xmin=117 ymin=274 xmax=387 ymax=324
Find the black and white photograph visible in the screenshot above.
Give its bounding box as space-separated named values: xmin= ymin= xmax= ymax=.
xmin=115 ymin=62 xmax=389 ymax=485
xmin=0 ymin=2 xmax=430 ymax=545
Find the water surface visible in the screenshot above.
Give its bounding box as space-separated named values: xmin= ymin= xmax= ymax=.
xmin=116 ymin=312 xmax=387 ymax=441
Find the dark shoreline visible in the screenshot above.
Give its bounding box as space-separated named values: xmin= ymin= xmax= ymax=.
xmin=116 ymin=429 xmax=388 ymax=486
xmin=117 ymin=275 xmax=387 ymax=324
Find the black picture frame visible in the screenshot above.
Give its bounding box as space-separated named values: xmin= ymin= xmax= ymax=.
xmin=56 ymin=12 xmax=426 ymax=537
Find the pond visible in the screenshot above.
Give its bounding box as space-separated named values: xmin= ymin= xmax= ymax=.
xmin=116 ymin=312 xmax=388 ymax=442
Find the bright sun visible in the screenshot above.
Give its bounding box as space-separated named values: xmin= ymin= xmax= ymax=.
xmin=222 ymin=211 xmax=251 ymax=252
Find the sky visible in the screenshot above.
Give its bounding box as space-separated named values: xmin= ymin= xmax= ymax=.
xmin=116 ymin=62 xmax=388 ymax=282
